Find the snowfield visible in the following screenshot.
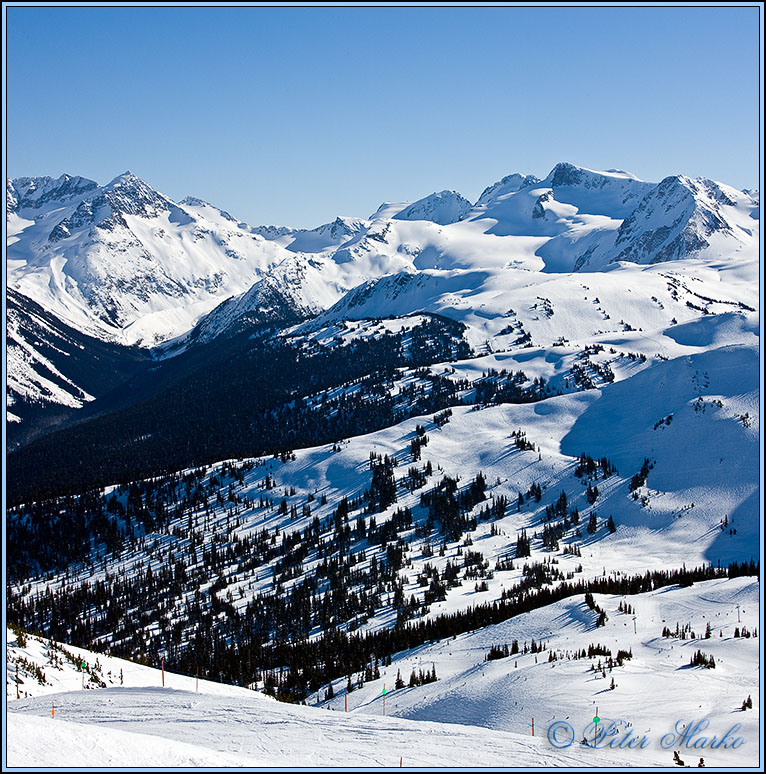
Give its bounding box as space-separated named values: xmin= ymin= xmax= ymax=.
xmin=5 ymin=161 xmax=761 ymax=770
xmin=340 ymin=577 xmax=760 ymax=769
xmin=6 ymin=162 xmax=759 ymax=416
xmin=6 ymin=577 xmax=759 ymax=768
xmin=7 ymin=693 xmax=630 ymax=768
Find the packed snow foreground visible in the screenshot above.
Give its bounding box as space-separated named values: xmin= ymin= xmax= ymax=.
xmin=7 ymin=576 xmax=759 ymax=768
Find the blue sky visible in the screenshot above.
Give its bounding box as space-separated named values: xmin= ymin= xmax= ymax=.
xmin=5 ymin=5 xmax=761 ymax=228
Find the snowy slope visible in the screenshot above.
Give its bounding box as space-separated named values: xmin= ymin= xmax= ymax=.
xmin=7 ymin=689 xmax=628 ymax=768
xmin=7 ymin=628 xmax=631 ymax=768
xmin=7 ymin=291 xmax=95 ymax=418
xmin=300 ymin=252 xmax=758 ymax=355
xmin=394 ymin=190 xmax=472 ymax=225
xmin=7 ymin=172 xmax=288 ymax=346
xmin=6 ymin=289 xmax=148 ymax=444
xmin=9 ymin=305 xmax=758 ymax=664
xmin=329 ymin=578 xmax=760 ymax=769
xmin=7 ymin=576 xmax=758 ymax=768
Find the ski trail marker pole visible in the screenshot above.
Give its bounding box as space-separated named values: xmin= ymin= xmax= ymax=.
xmin=531 ymin=717 xmax=534 ymax=736
xmin=16 ymin=664 xmax=19 ymax=699
xmin=162 ymin=657 xmax=165 ymax=687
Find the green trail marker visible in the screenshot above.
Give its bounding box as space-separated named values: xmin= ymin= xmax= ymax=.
xmin=593 ymin=716 xmax=600 ymax=724
xmin=382 ymin=688 xmax=386 ymax=695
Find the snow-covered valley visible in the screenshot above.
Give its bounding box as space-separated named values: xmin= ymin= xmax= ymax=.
xmin=5 ymin=160 xmax=761 ymax=769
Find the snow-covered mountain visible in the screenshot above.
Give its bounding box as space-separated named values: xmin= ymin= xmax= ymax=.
xmin=5 ymin=161 xmax=760 ymax=770
xmin=7 ymin=172 xmax=287 ymax=346
xmin=10 ymin=162 xmax=755 ymax=348
xmin=572 ymin=175 xmax=759 ymax=270
xmin=6 ymin=162 xmax=759 ymax=440
xmin=182 ymin=255 xmax=330 ymax=344
xmin=6 ymin=288 xmax=149 ymax=446
xmin=7 ymin=174 xmax=98 ymax=213
xmin=393 ymin=189 xmax=472 ymax=225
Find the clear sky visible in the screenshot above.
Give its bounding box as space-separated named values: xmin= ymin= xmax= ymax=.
xmin=5 ymin=4 xmax=761 ymax=228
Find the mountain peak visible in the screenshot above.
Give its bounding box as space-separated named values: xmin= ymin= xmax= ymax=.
xmin=546 ymin=162 xmax=645 ymax=188
xmin=474 ymin=173 xmax=539 ymax=207
xmin=180 ymin=195 xmax=212 ymax=208
xmin=7 ymin=174 xmax=98 ymax=212
xmin=369 ymin=201 xmax=412 ymax=220
xmin=393 ymin=189 xmax=471 ymax=225
xmin=105 ymin=170 xmax=146 ymax=189
xmin=572 ymin=171 xmax=749 ymax=271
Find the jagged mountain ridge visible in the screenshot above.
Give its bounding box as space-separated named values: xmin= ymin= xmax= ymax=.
xmin=193 ymin=163 xmax=756 ymax=343
xmin=6 ymin=162 xmax=758 ymax=431
xmin=7 ymin=174 xmax=98 ymax=213
xmin=9 ymin=162 xmax=757 ymax=345
xmin=393 ymin=190 xmax=473 ymax=225
xmin=7 ymin=171 xmax=290 ymax=347
xmin=573 ymin=174 xmax=758 ymax=270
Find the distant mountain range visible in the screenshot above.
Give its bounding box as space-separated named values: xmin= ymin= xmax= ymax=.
xmin=6 ymin=162 xmax=759 ymax=444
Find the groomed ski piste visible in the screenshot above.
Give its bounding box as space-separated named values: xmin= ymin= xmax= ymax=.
xmin=6 ymin=575 xmax=760 ymax=768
